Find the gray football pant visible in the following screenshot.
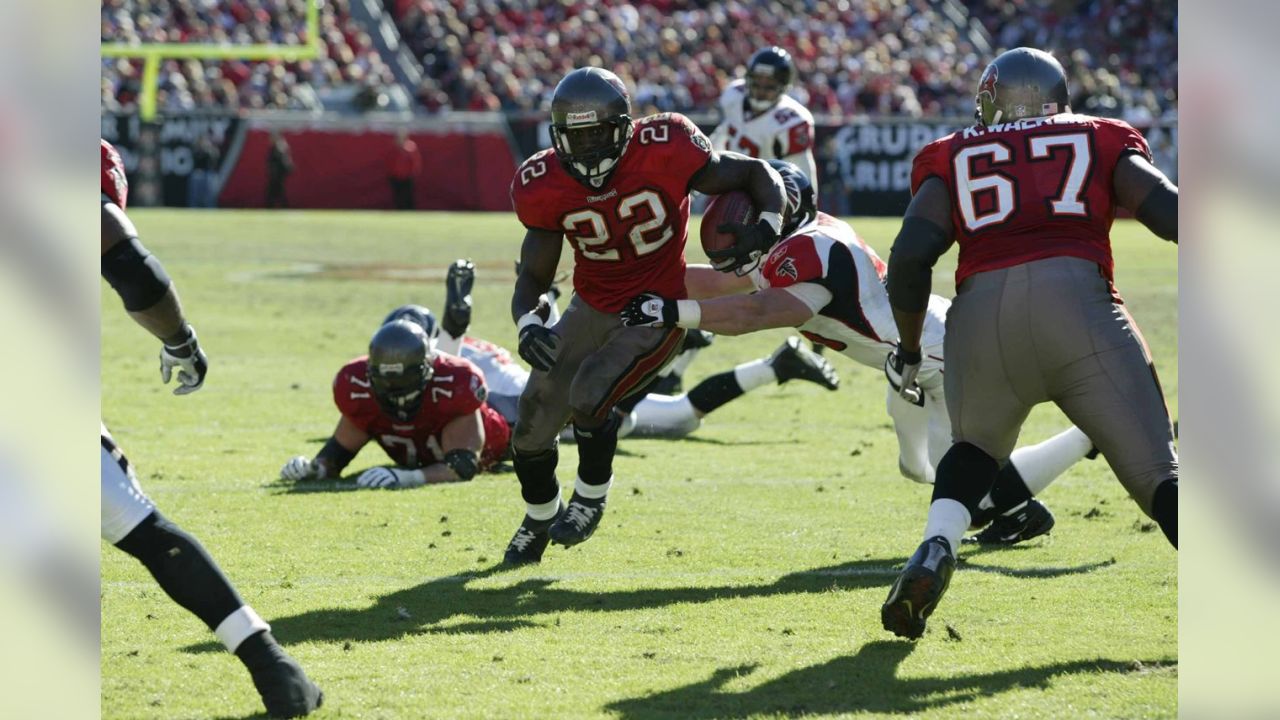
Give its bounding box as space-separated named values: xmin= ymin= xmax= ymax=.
xmin=944 ymin=256 xmax=1177 ymax=517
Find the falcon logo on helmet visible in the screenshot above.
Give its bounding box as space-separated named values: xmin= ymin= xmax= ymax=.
xmin=549 ymin=67 xmax=634 ymax=189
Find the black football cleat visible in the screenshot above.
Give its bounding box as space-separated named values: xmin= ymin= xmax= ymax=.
xmin=881 ymin=536 xmax=955 ymax=640
xmin=444 ymin=258 xmax=475 ymax=337
xmin=250 ymin=653 xmax=324 ymax=718
xmin=503 ymin=504 xmax=563 ymax=565
xmin=548 ymin=493 xmax=607 ymax=547
xmin=769 ymin=336 xmax=840 ymax=390
xmin=681 ymin=329 xmax=716 ymax=351
xmin=965 ymin=499 xmax=1055 ymax=546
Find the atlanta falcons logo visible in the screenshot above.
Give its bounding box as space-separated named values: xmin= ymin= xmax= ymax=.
xmin=775 ymin=257 xmax=799 ymax=281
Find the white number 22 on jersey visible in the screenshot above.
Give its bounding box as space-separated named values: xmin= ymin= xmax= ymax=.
xmin=953 ymin=131 xmax=1093 ymax=232
xmin=561 ymin=190 xmax=672 ymax=261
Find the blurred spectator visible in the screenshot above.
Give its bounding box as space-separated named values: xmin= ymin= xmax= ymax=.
xmin=265 ymin=132 xmax=293 ymax=208
xmin=187 ymin=134 xmax=220 ymax=208
xmin=386 ymin=130 xmax=421 ymax=210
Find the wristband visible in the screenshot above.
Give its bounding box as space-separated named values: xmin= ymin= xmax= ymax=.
xmin=675 ymin=300 xmax=702 ymax=329
xmin=759 ymin=211 xmax=783 ymax=235
xmin=516 ymin=311 xmax=544 ymax=332
xmin=896 ymin=346 xmax=922 ymax=365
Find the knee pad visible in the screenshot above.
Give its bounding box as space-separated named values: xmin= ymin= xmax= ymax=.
xmin=932 ymin=442 xmax=1000 ymax=514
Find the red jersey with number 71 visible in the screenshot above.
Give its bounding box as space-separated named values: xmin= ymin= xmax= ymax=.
xmin=510 ymin=112 xmax=714 ymax=312
xmin=911 ymin=114 xmax=1152 ymax=285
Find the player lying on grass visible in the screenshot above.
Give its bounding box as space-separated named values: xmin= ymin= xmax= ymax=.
xmin=279 ymin=261 xmax=839 ymax=489
xmin=101 ymin=139 xmax=322 ymax=718
xmin=621 ymin=160 xmax=1098 ymax=545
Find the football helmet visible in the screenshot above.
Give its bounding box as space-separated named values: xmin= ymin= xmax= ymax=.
xmin=746 ymin=46 xmax=795 ymax=112
xmin=382 ymin=304 xmax=438 ymax=339
xmin=367 ymin=320 xmax=435 ymax=422
xmin=549 ymin=67 xmax=633 ymax=189
xmin=768 ymin=159 xmax=816 ymax=238
xmin=975 ymin=47 xmax=1070 ymax=127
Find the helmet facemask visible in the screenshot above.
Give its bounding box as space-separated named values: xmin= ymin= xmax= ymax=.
xmin=551 ymin=117 xmax=632 ymax=189
xmin=367 ymin=321 xmax=437 ymax=422
xmin=746 ymin=69 xmax=786 ymax=112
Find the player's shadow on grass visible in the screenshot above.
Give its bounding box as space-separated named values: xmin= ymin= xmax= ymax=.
xmin=604 ymin=640 xmax=1175 ymax=718
xmin=182 ymin=556 xmax=1115 ymax=652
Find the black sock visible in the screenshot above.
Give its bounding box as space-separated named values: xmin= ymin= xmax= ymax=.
xmin=235 ymin=630 xmax=286 ymax=672
xmin=686 ymin=371 xmax=745 ymax=415
xmin=933 ymin=442 xmax=1001 ymax=514
xmin=573 ymin=413 xmax=620 ymax=488
xmin=512 ymin=445 xmax=560 ymax=506
xmin=1152 ymin=478 xmax=1177 ymax=548
xmin=114 ymin=511 xmax=245 ymax=633
xmin=988 ymin=462 xmax=1034 ymax=514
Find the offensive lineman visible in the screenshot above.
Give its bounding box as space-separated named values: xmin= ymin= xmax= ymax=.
xmin=709 ymin=47 xmax=819 ymax=198
xmin=100 ymin=140 xmax=322 ymax=717
xmin=621 ymin=160 xmax=1095 ymax=543
xmin=880 ymin=48 xmax=1179 ymax=640
xmin=506 ymin=67 xmax=788 ymax=564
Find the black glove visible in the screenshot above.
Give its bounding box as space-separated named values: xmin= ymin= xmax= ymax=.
xmin=518 ymin=323 xmax=561 ymax=372
xmin=620 ymin=292 xmax=678 ymax=327
xmin=706 ymin=218 xmax=780 ymax=272
xmin=159 ymin=325 xmax=209 ymax=395
xmin=884 ymin=346 xmax=924 ymax=406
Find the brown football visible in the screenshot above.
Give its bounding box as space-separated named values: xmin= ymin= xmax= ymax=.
xmin=700 ymin=190 xmax=758 ymax=262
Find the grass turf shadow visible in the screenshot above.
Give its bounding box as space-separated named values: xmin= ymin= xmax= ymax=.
xmin=604 ymin=641 xmax=1175 ymax=718
xmin=182 ymin=556 xmax=1116 ymax=652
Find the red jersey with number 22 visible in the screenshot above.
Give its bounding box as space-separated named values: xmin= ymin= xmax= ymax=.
xmin=333 ymin=353 xmax=510 ymax=470
xmin=510 ymin=112 xmax=714 ymax=312
xmin=911 ymin=114 xmax=1151 ymax=285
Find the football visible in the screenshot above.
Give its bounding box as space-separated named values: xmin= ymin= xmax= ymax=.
xmin=700 ymin=190 xmax=758 ymax=262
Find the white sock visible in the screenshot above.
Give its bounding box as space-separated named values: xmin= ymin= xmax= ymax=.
xmin=437 ymin=329 xmax=463 ymax=357
xmin=1008 ymin=426 xmax=1093 ymax=496
xmin=575 ymin=475 xmax=612 ymax=500
xmin=527 ymin=491 xmax=561 ymax=521
xmin=214 ymin=605 xmax=271 ymax=653
xmin=733 ymin=358 xmax=777 ymax=392
xmin=922 ymin=499 xmax=971 ymax=556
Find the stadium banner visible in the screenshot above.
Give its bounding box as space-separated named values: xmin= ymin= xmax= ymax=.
xmin=101 ymin=112 xmax=244 ymax=208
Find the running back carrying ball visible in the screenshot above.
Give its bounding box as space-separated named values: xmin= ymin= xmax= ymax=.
xmin=700 ymin=190 xmax=758 ymax=270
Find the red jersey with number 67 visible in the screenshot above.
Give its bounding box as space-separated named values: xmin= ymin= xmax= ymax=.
xmin=101 ymin=139 xmax=128 ymax=209
xmin=911 ymin=114 xmax=1151 ymax=285
xmin=332 ymin=353 xmax=510 ymax=471
xmin=510 ymin=112 xmax=714 ymax=312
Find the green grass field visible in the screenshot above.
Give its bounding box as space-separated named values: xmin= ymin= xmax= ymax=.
xmin=101 ymin=211 xmax=1177 ymax=719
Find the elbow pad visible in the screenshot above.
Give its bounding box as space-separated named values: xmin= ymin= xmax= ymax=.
xmin=443 ymin=448 xmax=480 ymax=481
xmin=101 ymin=237 xmax=172 ymax=311
xmin=1135 ymin=181 xmax=1178 ymax=244
xmin=886 ymin=217 xmax=950 ymax=313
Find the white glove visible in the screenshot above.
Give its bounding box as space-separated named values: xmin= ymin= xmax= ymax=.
xmin=885 ymin=347 xmax=924 ymax=406
xmin=356 ymin=466 xmax=425 ymax=489
xmin=160 ymin=326 xmax=209 ymax=395
xmin=280 ymin=456 xmax=317 ymax=482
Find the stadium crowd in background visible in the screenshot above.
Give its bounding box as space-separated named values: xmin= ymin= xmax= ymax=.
xmin=103 ymin=0 xmax=1177 ymax=124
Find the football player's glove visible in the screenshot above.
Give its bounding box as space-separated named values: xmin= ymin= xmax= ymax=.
xmin=621 ymin=292 xmax=677 ymax=328
xmin=707 ymin=216 xmax=780 ymax=274
xmin=885 ymin=346 xmax=924 ymax=406
xmin=160 ymin=325 xmax=208 ymax=395
xmin=517 ymin=318 xmax=561 ymax=372
xmin=280 ymin=456 xmax=318 ymax=482
xmin=356 ymin=466 xmax=419 ymax=489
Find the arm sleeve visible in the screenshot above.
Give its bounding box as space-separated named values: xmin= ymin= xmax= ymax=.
xmin=780 ymin=282 xmax=833 ymax=313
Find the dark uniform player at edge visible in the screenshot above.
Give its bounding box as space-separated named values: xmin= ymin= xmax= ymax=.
xmin=505 ymin=67 xmax=788 ymax=564
xmin=878 ymin=48 xmax=1179 ymax=640
xmin=100 ymin=140 xmax=323 ymax=716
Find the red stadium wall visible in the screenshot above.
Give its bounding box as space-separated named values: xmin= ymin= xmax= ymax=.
xmin=218 ymin=127 xmax=517 ymax=211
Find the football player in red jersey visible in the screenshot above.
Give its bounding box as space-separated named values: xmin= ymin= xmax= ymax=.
xmin=623 ymin=160 xmax=1095 ymax=543
xmin=100 ymin=140 xmax=322 ymax=717
xmin=505 ymin=67 xmax=788 ymax=564
xmin=879 ymin=48 xmax=1179 ymax=640
xmin=278 ymin=319 xmax=510 ymax=489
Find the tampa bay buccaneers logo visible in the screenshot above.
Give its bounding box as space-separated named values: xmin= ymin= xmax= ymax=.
xmin=978 ymin=63 xmax=998 ymax=104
